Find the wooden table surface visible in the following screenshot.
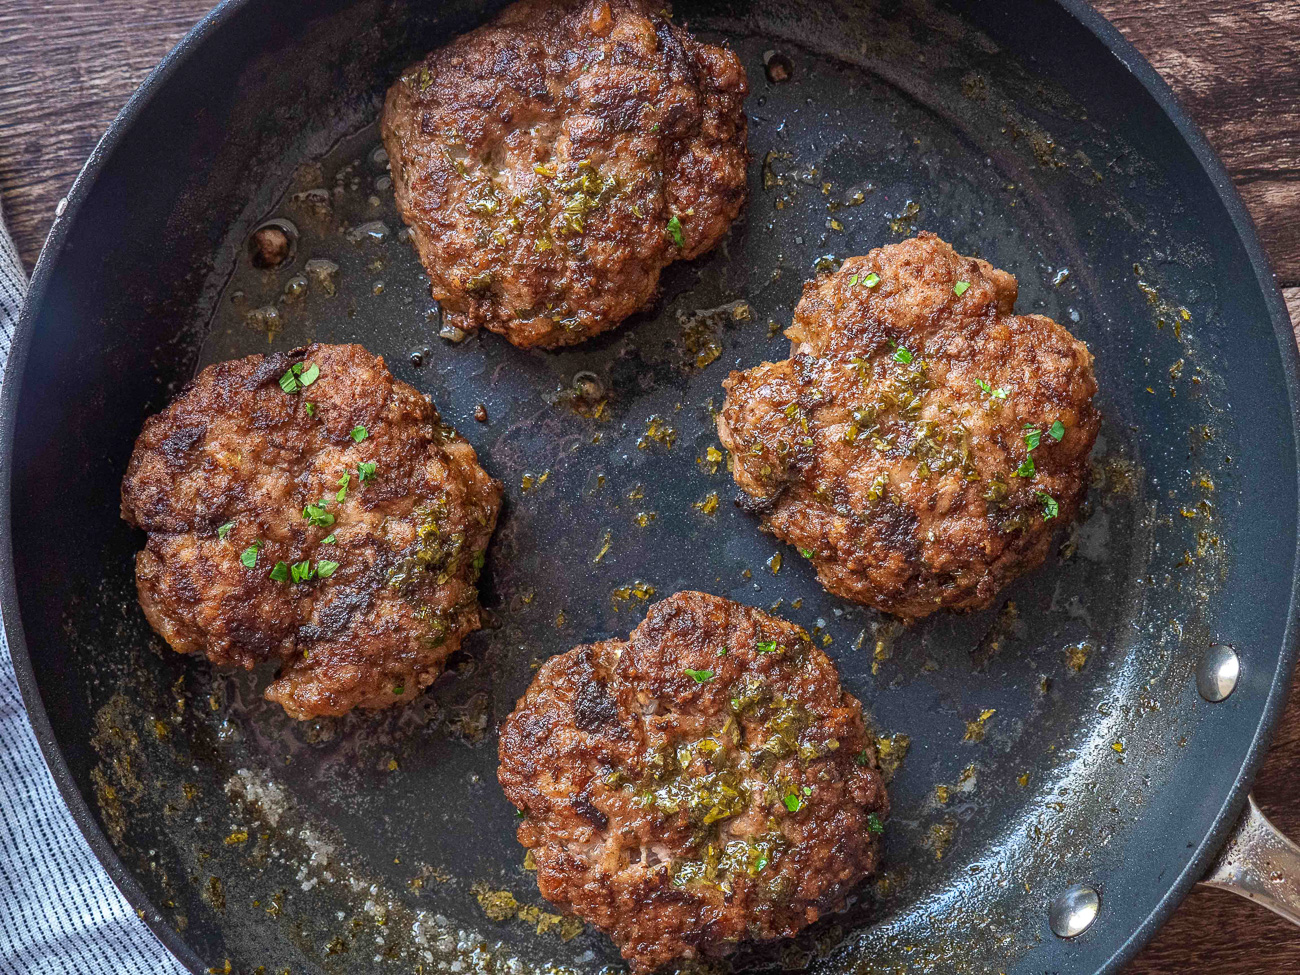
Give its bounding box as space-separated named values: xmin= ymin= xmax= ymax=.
xmin=1 ymin=2 xmax=1298 ymax=972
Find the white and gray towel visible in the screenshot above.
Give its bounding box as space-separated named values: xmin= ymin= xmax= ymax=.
xmin=0 ymin=199 xmax=187 ymax=973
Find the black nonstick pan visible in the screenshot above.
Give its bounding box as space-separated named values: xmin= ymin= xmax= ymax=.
xmin=5 ymin=0 xmax=1300 ymax=973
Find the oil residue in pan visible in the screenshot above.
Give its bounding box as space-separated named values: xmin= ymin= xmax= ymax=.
xmin=84 ymin=1 xmax=1234 ymax=973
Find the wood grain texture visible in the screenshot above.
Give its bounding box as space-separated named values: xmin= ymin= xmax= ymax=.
xmin=1 ymin=3 xmax=1299 ymax=974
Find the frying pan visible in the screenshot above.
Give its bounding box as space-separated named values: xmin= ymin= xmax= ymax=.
xmin=5 ymin=0 xmax=1300 ymax=972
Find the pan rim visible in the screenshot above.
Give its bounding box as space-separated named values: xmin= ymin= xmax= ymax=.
xmin=2 ymin=1 xmax=1297 ymax=973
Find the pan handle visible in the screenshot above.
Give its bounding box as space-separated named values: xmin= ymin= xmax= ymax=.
xmin=1201 ymin=794 xmax=1300 ymax=927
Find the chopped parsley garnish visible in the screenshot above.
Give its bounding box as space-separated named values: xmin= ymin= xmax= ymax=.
xmin=290 ymin=560 xmax=315 ymax=583
xmin=867 ymin=813 xmax=884 ymax=834
xmin=357 ymin=461 xmax=376 ymax=482
xmin=350 ymin=425 xmax=368 ymax=442
xmin=217 ymin=521 xmax=234 ymax=540
xmin=304 ymin=402 xmax=316 ymax=417
xmin=1036 ymin=491 xmax=1059 ymax=520
xmin=1049 ymin=420 xmax=1066 ymax=442
xmin=684 ymin=668 xmax=714 ymax=684
xmin=783 ymin=792 xmax=803 ymax=812
xmin=976 ymin=378 xmax=992 ymax=394
xmin=336 ymin=472 xmax=351 ymax=503
xmin=848 ymin=273 xmax=859 ymax=286
xmin=321 ymin=534 xmax=337 ymax=545
xmin=892 ymin=345 xmax=914 ymax=365
xmin=854 ymin=750 xmax=871 ymax=766
xmin=799 ymin=547 xmax=814 ymax=558
xmin=863 ymin=272 xmax=881 ymax=288
xmin=992 ymin=386 xmax=1009 ymax=400
xmin=1016 ymin=456 xmax=1036 ymax=478
xmin=666 ymin=215 xmax=685 ymax=248
xmin=718 ymin=647 xmax=729 ymax=657
xmin=393 ymin=684 xmax=405 ymax=696
xmin=316 ymin=559 xmax=340 ymax=578
xmin=278 ymin=361 xmax=319 ymax=394
xmin=302 ymin=502 xmax=335 ymax=528
xmin=953 ymin=280 xmax=971 ymax=297
xmin=1024 ymin=426 xmax=1042 ymax=451
xmin=471 ymin=551 xmax=486 ymax=571
xmin=756 ymin=640 xmax=779 ymax=654
xmin=269 ymin=560 xmax=289 ymax=582
xmin=239 ymin=541 xmax=262 ymax=568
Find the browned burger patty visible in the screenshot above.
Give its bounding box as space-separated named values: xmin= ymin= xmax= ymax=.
xmin=498 ymin=591 xmax=888 ymax=973
xmin=717 ymin=233 xmax=1099 ymax=619
xmin=120 ymin=343 xmax=502 ymax=720
xmin=380 ymin=0 xmax=748 ymax=349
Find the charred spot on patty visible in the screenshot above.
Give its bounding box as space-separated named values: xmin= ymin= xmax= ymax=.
xmin=120 ymin=343 xmax=502 ymax=719
xmin=380 ymin=0 xmax=748 ymax=348
xmin=717 ymin=233 xmax=1100 ymax=619
xmin=498 ymin=591 xmax=889 ymax=973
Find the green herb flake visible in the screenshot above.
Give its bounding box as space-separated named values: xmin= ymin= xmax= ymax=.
xmin=1016 ymin=456 xmax=1036 ymax=478
xmin=953 ymin=280 xmax=971 ymax=297
xmin=867 ymin=813 xmax=884 ymax=834
xmin=756 ymin=640 xmax=779 ymax=654
xmin=992 ymin=386 xmax=1009 ymax=400
xmin=1036 ymin=491 xmax=1060 ymax=520
xmin=1049 ymin=420 xmax=1066 ymax=442
xmin=357 ymin=461 xmax=377 ymax=482
xmin=799 ymin=547 xmax=814 ymax=558
xmin=684 ymin=668 xmax=714 ymax=684
xmin=976 ymin=378 xmax=992 ymax=394
xmin=278 ymin=361 xmax=318 ymax=394
xmin=666 ymin=215 xmax=685 ymax=249
xmin=217 ymin=521 xmax=234 ymax=540
xmin=290 ymin=560 xmax=315 ymax=584
xmin=321 ymin=534 xmax=337 ymax=545
xmin=316 ymin=559 xmax=340 ymax=579
xmin=269 ymin=561 xmax=290 ymax=582
xmin=854 ymin=750 xmax=871 ymax=766
xmin=863 ymin=272 xmax=881 ymax=288
xmin=303 ymin=502 xmax=335 ymax=528
xmin=471 ymin=551 xmax=486 ymax=571
xmin=893 ymin=345 xmax=914 ymax=365
xmin=1024 ymin=426 xmax=1042 ymax=451
xmin=304 ymin=402 xmax=317 ymax=417
xmin=239 ymin=542 xmax=262 ymax=568
xmin=336 ymin=472 xmax=351 ymax=503
xmin=718 ymin=647 xmax=729 ymax=657
xmin=393 ymin=684 xmax=405 ymax=696
xmin=783 ymin=793 xmax=803 ymax=813
xmin=848 ymin=273 xmax=860 ymax=287
xmin=279 ymin=363 xmax=304 ymax=393
xmin=350 ymin=425 xmax=368 ymax=443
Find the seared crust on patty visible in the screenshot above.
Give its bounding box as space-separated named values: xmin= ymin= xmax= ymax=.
xmin=381 ymin=0 xmax=748 ymax=348
xmin=498 ymin=591 xmax=888 ymax=972
xmin=718 ymin=233 xmax=1099 ymax=619
xmin=120 ymin=343 xmax=502 ymax=719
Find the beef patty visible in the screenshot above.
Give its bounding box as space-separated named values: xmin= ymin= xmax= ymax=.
xmin=717 ymin=233 xmax=1100 ymax=619
xmin=498 ymin=591 xmax=888 ymax=972
xmin=120 ymin=343 xmax=502 ymax=719
xmin=381 ymin=0 xmax=748 ymax=348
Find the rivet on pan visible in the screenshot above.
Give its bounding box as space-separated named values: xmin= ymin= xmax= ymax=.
xmin=1197 ymin=644 xmax=1240 ymax=702
xmin=1048 ymin=884 xmax=1099 ymax=938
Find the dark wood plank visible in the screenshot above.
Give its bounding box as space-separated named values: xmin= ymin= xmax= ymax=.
xmin=1 ymin=5 xmax=1300 ymax=975
xmin=0 ymin=0 xmax=211 ymax=269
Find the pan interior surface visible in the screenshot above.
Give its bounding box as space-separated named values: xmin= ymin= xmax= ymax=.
xmin=7 ymin=1 xmax=1296 ymax=974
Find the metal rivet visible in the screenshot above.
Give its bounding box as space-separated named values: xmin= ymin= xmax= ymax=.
xmin=1049 ymin=884 xmax=1100 ymax=938
xmin=1197 ymin=644 xmax=1239 ymax=702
